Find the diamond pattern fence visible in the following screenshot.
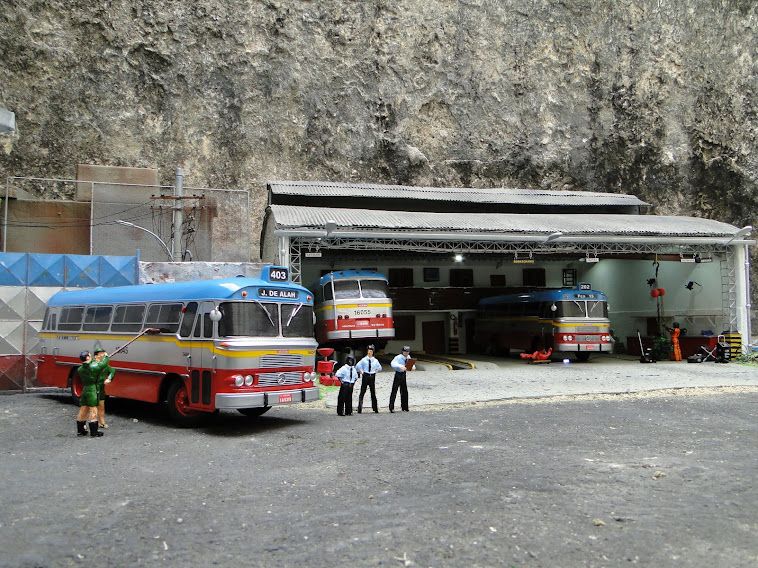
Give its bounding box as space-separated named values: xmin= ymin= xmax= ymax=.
xmin=0 ymin=253 xmax=138 ymax=390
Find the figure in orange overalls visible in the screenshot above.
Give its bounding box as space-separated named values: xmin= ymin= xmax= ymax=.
xmin=667 ymin=322 xmax=682 ymax=361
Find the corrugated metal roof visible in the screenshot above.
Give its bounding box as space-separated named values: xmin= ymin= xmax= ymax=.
xmin=269 ymin=205 xmax=737 ymax=237
xmin=268 ymin=180 xmax=649 ymax=207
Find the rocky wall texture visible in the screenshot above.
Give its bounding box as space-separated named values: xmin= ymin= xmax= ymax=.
xmin=0 ymin=0 xmax=757 ymax=259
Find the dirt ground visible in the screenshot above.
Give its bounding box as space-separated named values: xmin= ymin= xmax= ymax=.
xmin=1 ymin=386 xmax=757 ymax=568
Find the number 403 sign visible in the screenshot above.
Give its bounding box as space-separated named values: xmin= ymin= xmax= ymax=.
xmin=268 ymin=267 xmax=289 ymax=282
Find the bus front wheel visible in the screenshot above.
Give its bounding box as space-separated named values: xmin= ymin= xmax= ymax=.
xmin=166 ymin=380 xmax=207 ymax=427
xmin=238 ymin=407 xmax=271 ymax=418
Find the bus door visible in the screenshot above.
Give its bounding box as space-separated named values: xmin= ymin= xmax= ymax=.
xmin=181 ymin=301 xmax=215 ymax=407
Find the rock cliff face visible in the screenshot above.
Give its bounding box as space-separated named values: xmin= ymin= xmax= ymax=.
xmin=1 ymin=1 xmax=756 ymax=250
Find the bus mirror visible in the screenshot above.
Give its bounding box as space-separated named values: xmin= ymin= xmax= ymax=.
xmin=550 ymin=304 xmax=557 ymax=312
xmin=209 ymin=308 xmax=222 ymax=322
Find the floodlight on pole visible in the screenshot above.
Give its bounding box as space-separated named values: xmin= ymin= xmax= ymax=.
xmin=117 ymin=220 xmax=172 ymax=260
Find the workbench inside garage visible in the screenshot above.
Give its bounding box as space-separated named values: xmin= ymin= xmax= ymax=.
xmin=626 ymin=335 xmax=718 ymax=359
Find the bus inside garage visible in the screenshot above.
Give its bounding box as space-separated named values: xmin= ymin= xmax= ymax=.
xmin=262 ymin=181 xmax=753 ymax=361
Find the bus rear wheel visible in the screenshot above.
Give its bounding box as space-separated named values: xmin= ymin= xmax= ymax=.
xmin=166 ymin=380 xmax=208 ymax=427
xmin=238 ymin=407 xmax=271 ymax=418
xmin=69 ymin=370 xmax=82 ymax=405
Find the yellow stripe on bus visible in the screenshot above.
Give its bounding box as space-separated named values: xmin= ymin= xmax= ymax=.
xmin=315 ymin=302 xmax=392 ymax=313
xmin=39 ymin=332 xmax=316 ymax=358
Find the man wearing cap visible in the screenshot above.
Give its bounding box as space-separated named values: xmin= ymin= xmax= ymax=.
xmin=334 ymin=356 xmax=359 ymax=416
xmin=389 ymin=346 xmax=415 ymax=413
xmin=93 ymin=348 xmax=116 ymax=429
xmin=356 ymin=344 xmax=382 ymax=413
xmin=74 ymin=351 xmax=110 ymax=437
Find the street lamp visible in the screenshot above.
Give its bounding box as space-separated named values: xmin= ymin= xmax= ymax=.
xmin=724 ymin=225 xmax=753 ymax=245
xmin=116 ymin=220 xmax=172 ymax=260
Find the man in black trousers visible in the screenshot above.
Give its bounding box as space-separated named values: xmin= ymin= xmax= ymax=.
xmin=389 ymin=346 xmax=415 ymax=413
xmin=356 ymin=345 xmax=382 ymax=413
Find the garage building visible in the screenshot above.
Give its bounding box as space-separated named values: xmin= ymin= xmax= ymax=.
xmin=262 ymin=181 xmax=753 ymax=358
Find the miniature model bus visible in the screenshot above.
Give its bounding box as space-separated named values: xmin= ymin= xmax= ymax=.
xmin=36 ymin=266 xmax=319 ymax=425
xmin=310 ymin=269 xmax=395 ymax=351
xmin=474 ymin=283 xmax=613 ymax=361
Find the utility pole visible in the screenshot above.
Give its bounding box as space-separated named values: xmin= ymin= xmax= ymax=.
xmin=172 ymin=168 xmax=184 ymax=261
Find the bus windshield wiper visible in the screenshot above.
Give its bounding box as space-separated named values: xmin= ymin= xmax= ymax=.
xmin=253 ymin=299 xmax=275 ymax=327
xmin=285 ymin=303 xmax=303 ymax=327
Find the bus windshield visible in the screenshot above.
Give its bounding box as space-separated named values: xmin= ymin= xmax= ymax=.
xmin=218 ymin=301 xmax=279 ymax=337
xmin=556 ymin=300 xmax=608 ymax=318
xmin=360 ymin=279 xmax=390 ymax=298
xmin=281 ymin=303 xmax=314 ymax=338
xmin=333 ymin=280 xmax=361 ymax=299
xmin=587 ymin=300 xmax=608 ymax=318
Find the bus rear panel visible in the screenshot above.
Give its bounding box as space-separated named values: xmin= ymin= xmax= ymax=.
xmin=311 ymin=270 xmax=395 ymax=350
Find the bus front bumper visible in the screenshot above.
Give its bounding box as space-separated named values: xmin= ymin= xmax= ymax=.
xmin=553 ymin=343 xmax=611 ymax=353
xmin=215 ymin=387 xmax=320 ymax=409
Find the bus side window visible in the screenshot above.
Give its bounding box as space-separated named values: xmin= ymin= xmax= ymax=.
xmin=193 ymin=312 xmax=212 ymax=338
xmin=42 ymin=307 xmax=53 ymax=330
xmin=112 ymin=305 xmax=145 ymax=333
xmin=83 ymin=306 xmax=113 ymax=331
xmin=180 ymin=302 xmax=198 ymax=338
xmin=539 ymin=302 xmax=552 ymax=318
xmin=59 ymin=306 xmax=84 ymax=331
xmin=203 ymin=313 xmax=213 ymax=338
xmin=147 ymin=303 xmax=183 ymax=334
xmin=323 ymin=283 xmax=333 ymax=302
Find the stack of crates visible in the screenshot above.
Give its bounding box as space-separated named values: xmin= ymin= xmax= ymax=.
xmin=722 ymin=332 xmax=742 ymax=359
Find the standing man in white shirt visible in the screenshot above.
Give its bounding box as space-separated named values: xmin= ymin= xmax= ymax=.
xmin=334 ymin=356 xmax=359 ymax=416
xmin=356 ymin=344 xmax=382 ymax=413
xmin=389 ymin=346 xmax=415 ymax=413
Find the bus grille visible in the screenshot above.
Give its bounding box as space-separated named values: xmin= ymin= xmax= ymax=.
xmin=260 ymin=354 xmax=303 ymax=368
xmin=258 ymin=371 xmax=303 ymax=387
xmin=576 ymin=326 xmax=599 ymax=332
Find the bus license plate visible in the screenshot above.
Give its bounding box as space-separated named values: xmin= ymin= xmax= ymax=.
xmin=585 ymin=345 xmax=596 ymax=350
xmin=279 ymin=393 xmax=293 ymax=403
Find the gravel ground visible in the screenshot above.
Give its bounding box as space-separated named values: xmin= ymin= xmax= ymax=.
xmin=1 ymin=355 xmax=756 ymax=568
xmin=320 ymin=353 xmax=758 ymax=411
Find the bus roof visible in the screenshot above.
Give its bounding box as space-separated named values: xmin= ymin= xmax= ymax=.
xmin=47 ymin=277 xmax=313 ymax=307
xmin=315 ymin=269 xmax=388 ymax=286
xmin=479 ymin=288 xmax=607 ymax=305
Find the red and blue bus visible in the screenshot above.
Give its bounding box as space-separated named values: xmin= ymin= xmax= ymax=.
xmin=36 ymin=266 xmax=319 ymax=425
xmin=310 ymin=270 xmax=394 ymax=351
xmin=474 ymin=283 xmax=613 ymax=361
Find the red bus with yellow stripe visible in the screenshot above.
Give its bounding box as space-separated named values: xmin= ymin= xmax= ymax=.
xmin=36 ymin=266 xmax=319 ymax=425
xmin=310 ymin=270 xmax=395 ymax=350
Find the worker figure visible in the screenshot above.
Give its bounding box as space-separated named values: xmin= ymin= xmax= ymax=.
xmin=356 ymin=344 xmax=382 ymax=413
xmin=667 ymin=322 xmax=682 ymax=361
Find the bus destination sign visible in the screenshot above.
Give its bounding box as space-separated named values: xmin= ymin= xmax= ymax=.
xmin=575 ymin=293 xmax=596 ymax=299
xmin=259 ymin=288 xmax=299 ymax=299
